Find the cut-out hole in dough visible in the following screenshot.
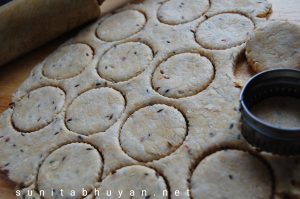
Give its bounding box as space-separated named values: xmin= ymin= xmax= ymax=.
xmin=196 ymin=13 xmax=254 ymax=50
xmin=152 ymin=53 xmax=214 ymax=98
xmin=66 ymin=88 xmax=125 ymax=136
xmin=42 ymin=44 xmax=93 ymax=80
xmin=98 ymin=42 xmax=153 ymax=82
xmin=96 ymin=10 xmax=146 ymax=42
xmin=120 ymin=104 xmax=187 ymax=162
xmin=12 ymin=86 xmax=65 ymax=132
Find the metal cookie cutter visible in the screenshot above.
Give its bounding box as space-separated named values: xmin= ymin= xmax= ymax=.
xmin=240 ymin=69 xmax=300 ymax=155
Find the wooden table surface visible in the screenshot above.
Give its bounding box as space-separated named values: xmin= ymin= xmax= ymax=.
xmin=0 ymin=0 xmax=299 ymax=198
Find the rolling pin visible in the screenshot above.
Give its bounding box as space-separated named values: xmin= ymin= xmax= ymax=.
xmin=0 ymin=0 xmax=104 ymax=66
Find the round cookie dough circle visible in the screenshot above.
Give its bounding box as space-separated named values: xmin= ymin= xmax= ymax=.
xmin=98 ymin=42 xmax=153 ymax=82
xmin=12 ymin=86 xmax=65 ymax=132
xmin=96 ymin=165 xmax=168 ymax=199
xmin=246 ymin=21 xmax=300 ymax=72
xmin=209 ymin=0 xmax=271 ymax=17
xmin=120 ymin=104 xmax=187 ymax=162
xmin=158 ymin=0 xmax=210 ymax=25
xmin=37 ymin=143 xmax=102 ymax=199
xmin=97 ymin=10 xmax=146 ymax=41
xmin=191 ymin=150 xmax=273 ymax=199
xmin=152 ymin=53 xmax=214 ymax=98
xmin=43 ymin=44 xmax=93 ymax=80
xmin=196 ymin=13 xmax=254 ymax=49
xmin=66 ymin=88 xmax=125 ymax=135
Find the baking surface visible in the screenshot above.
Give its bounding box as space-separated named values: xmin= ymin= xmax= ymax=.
xmin=0 ymin=0 xmax=299 ymax=198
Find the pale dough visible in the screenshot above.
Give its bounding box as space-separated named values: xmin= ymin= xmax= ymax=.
xmin=66 ymin=88 xmax=125 ymax=135
xmin=43 ymin=44 xmax=93 ymax=80
xmin=208 ymin=0 xmax=272 ymax=17
xmin=98 ymin=42 xmax=153 ymax=82
xmin=152 ymin=53 xmax=214 ymax=98
xmin=120 ymin=104 xmax=187 ymax=162
xmin=37 ymin=143 xmax=102 ymax=199
xmin=0 ymin=0 xmax=298 ymax=198
xmin=190 ymin=149 xmax=273 ymax=199
xmin=96 ymin=165 xmax=168 ymax=199
xmin=196 ymin=13 xmax=255 ymax=49
xmin=96 ymin=10 xmax=146 ymax=41
xmin=246 ymin=21 xmax=300 ymax=72
xmin=12 ymin=86 xmax=65 ymax=132
xmin=158 ymin=0 xmax=209 ymax=25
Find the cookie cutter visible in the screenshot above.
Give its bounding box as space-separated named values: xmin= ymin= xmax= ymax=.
xmin=240 ymin=69 xmax=300 ymax=155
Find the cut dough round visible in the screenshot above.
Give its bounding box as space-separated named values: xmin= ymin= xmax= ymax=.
xmin=66 ymin=88 xmax=125 ymax=135
xmin=12 ymin=86 xmax=65 ymax=132
xmin=97 ymin=10 xmax=146 ymax=41
xmin=37 ymin=143 xmax=102 ymax=199
xmin=98 ymin=42 xmax=153 ymax=82
xmin=43 ymin=44 xmax=93 ymax=80
xmin=191 ymin=149 xmax=273 ymax=199
xmin=96 ymin=165 xmax=168 ymax=199
xmin=209 ymin=0 xmax=271 ymax=17
xmin=158 ymin=0 xmax=209 ymax=25
xmin=196 ymin=13 xmax=254 ymax=49
xmin=120 ymin=104 xmax=187 ymax=162
xmin=246 ymin=21 xmax=300 ymax=72
xmin=152 ymin=53 xmax=214 ymax=98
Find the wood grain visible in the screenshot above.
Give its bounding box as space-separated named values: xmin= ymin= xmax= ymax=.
xmin=0 ymin=0 xmax=299 ymax=198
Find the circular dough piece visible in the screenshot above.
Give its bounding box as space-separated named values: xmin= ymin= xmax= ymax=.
xmin=158 ymin=0 xmax=209 ymax=25
xmin=120 ymin=104 xmax=187 ymax=162
xmin=152 ymin=53 xmax=214 ymax=98
xmin=96 ymin=165 xmax=168 ymax=199
xmin=196 ymin=13 xmax=254 ymax=49
xmin=191 ymin=150 xmax=273 ymax=199
xmin=98 ymin=42 xmax=153 ymax=82
xmin=97 ymin=10 xmax=146 ymax=41
xmin=12 ymin=86 xmax=65 ymax=132
xmin=66 ymin=88 xmax=125 ymax=135
xmin=43 ymin=44 xmax=93 ymax=80
xmin=246 ymin=21 xmax=300 ymax=72
xmin=37 ymin=143 xmax=102 ymax=199
xmin=209 ymin=0 xmax=271 ymax=17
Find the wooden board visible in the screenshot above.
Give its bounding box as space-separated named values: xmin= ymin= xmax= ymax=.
xmin=0 ymin=0 xmax=299 ymax=198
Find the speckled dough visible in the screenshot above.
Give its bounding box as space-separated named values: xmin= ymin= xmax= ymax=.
xmin=208 ymin=0 xmax=272 ymax=17
xmin=196 ymin=13 xmax=255 ymax=49
xmin=96 ymin=165 xmax=168 ymax=199
xmin=152 ymin=53 xmax=214 ymax=98
xmin=12 ymin=86 xmax=65 ymax=132
xmin=158 ymin=0 xmax=210 ymax=25
xmin=98 ymin=42 xmax=153 ymax=82
xmin=190 ymin=150 xmax=273 ymax=199
xmin=246 ymin=21 xmax=300 ymax=72
xmin=42 ymin=44 xmax=93 ymax=80
xmin=1 ymin=0 xmax=299 ymax=198
xmin=96 ymin=10 xmax=146 ymax=41
xmin=37 ymin=143 xmax=102 ymax=199
xmin=66 ymin=88 xmax=125 ymax=135
xmin=120 ymin=104 xmax=187 ymax=162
